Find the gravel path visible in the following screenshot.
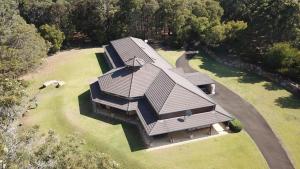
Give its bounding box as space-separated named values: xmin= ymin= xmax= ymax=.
xmin=176 ymin=52 xmax=295 ymax=169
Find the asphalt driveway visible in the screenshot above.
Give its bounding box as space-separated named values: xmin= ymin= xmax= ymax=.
xmin=176 ymin=53 xmax=295 ymax=169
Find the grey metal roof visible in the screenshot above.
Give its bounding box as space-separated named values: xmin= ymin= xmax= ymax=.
xmin=170 ymin=68 xmax=185 ymax=75
xmin=98 ymin=63 xmax=160 ymax=98
xmin=183 ymin=72 xmax=215 ymax=86
xmin=124 ymin=57 xmax=146 ymax=67
xmin=91 ymin=36 xmax=234 ymax=136
xmin=110 ymin=37 xmax=153 ymax=64
xmin=103 ymin=45 xmax=124 ymax=68
xmin=136 ymin=99 xmax=232 ymax=136
xmin=130 ymin=37 xmax=173 ymax=69
xmin=90 ymin=81 xmax=137 ymax=111
xmin=145 ymin=70 xmax=215 ymax=115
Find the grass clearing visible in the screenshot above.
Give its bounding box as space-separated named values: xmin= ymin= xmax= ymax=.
xmin=157 ymin=49 xmax=184 ymax=67
xmin=189 ymin=52 xmax=300 ymax=169
xmin=23 ymin=48 xmax=268 ymax=169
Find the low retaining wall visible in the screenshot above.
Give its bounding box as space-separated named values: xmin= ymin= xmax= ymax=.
xmin=201 ymin=47 xmax=300 ymax=96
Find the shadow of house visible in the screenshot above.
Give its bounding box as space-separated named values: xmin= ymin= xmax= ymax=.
xmin=96 ymin=53 xmax=110 ymax=74
xmin=78 ymin=90 xmax=119 ymax=125
xmin=121 ymin=124 xmax=146 ymax=151
xmin=78 ymin=89 xmax=146 ymax=151
xmin=275 ymin=95 xmax=300 ymax=109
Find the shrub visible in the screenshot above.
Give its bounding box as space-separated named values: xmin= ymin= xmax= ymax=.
xmin=229 ymin=119 xmax=243 ymax=133
xmin=39 ymin=24 xmax=65 ymax=53
xmin=264 ymin=42 xmax=300 ymax=81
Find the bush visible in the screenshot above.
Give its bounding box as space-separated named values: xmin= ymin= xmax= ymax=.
xmin=264 ymin=42 xmax=299 ymax=69
xmin=39 ymin=24 xmax=65 ymax=53
xmin=264 ymin=42 xmax=300 ymax=82
xmin=229 ymin=119 xmax=243 ymax=133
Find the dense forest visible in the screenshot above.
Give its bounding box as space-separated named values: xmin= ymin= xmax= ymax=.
xmin=0 ymin=0 xmax=299 ymax=168
xmin=17 ymin=0 xmax=300 ymax=81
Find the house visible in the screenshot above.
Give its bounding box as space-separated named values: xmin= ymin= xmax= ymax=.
xmin=89 ymin=37 xmax=233 ymax=146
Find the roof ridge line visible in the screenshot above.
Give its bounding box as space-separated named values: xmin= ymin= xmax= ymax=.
xmin=129 ymin=37 xmax=154 ymax=62
xmin=144 ymin=63 xmax=163 ymax=94
xmin=158 ymin=83 xmax=177 ymax=114
xmin=145 ymin=69 xmax=177 ymax=114
xmin=126 ymin=68 xmax=135 ymax=111
xmin=127 ymin=66 xmax=135 ymax=98
xmin=159 ymin=68 xmax=215 ymax=105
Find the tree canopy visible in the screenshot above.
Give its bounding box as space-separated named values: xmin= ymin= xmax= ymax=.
xmin=39 ymin=24 xmax=65 ymax=53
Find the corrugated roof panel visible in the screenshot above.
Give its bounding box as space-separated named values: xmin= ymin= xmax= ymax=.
xmin=149 ymin=111 xmax=232 ymax=136
xmin=130 ymin=64 xmax=161 ymax=97
xmin=131 ymin=37 xmax=172 ymax=69
xmin=110 ymin=37 xmax=153 ymax=63
xmin=98 ymin=68 xmax=132 ymax=97
xmin=163 ymin=68 xmax=216 ymax=103
xmin=145 ymin=71 xmax=176 ymax=113
xmin=90 ymin=81 xmax=130 ymax=111
xmin=136 ymin=99 xmax=158 ymax=134
xmin=134 ymin=98 xmax=232 ymax=136
xmin=104 ymin=45 xmax=124 ymax=68
xmin=160 ymin=84 xmax=215 ymax=114
xmin=184 ymin=72 xmax=214 ymax=85
xmin=98 ymin=64 xmax=160 ymax=98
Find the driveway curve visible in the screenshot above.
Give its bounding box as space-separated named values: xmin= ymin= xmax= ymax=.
xmin=176 ymin=52 xmax=295 ymax=169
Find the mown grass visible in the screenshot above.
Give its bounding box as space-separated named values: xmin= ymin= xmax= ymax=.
xmin=23 ymin=48 xmax=268 ymax=169
xmin=157 ymin=49 xmax=184 ymax=67
xmin=189 ymin=52 xmax=300 ymax=169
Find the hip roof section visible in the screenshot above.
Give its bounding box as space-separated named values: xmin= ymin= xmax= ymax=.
xmin=145 ymin=70 xmax=215 ymax=115
xmin=98 ymin=64 xmax=161 ymax=98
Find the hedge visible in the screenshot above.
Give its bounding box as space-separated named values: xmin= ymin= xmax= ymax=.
xmin=229 ymin=119 xmax=243 ymax=133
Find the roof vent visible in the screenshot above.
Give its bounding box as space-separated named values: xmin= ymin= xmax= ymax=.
xmin=178 ymin=110 xmax=193 ymax=122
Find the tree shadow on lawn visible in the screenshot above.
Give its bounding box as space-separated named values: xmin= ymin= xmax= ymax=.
xmin=193 ymin=50 xmax=265 ymax=84
xmin=275 ymin=95 xmax=300 ymax=109
xmin=193 ymin=50 xmax=300 ymax=109
xmin=78 ymin=90 xmax=146 ymax=152
xmin=263 ymin=82 xmax=282 ymax=91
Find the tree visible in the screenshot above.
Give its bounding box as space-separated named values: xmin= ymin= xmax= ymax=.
xmin=39 ymin=24 xmax=65 ymax=53
xmin=0 ymin=0 xmax=47 ymax=129
xmin=19 ymin=0 xmax=75 ymax=40
xmin=264 ymin=42 xmax=300 ymax=81
xmin=221 ymin=0 xmax=300 ymax=59
xmin=0 ymin=7 xmax=48 ymax=77
xmin=71 ymin=0 xmax=107 ymax=43
xmin=0 ymin=126 xmax=120 ymax=168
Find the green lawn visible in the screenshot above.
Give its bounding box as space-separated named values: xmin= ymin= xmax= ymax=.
xmin=189 ymin=52 xmax=300 ymax=169
xmin=23 ymin=48 xmax=268 ymax=169
xmin=157 ymin=49 xmax=184 ymax=67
